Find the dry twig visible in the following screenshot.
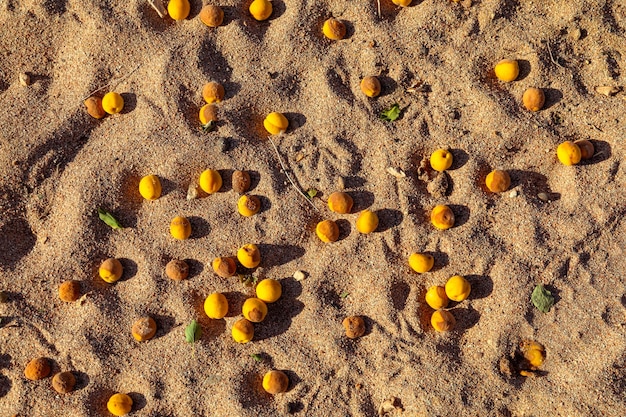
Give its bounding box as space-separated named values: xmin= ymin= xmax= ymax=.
xmin=81 ymin=63 xmax=142 ymax=101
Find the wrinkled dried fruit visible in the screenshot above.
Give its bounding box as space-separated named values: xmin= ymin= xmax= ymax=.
xmin=485 ymin=169 xmax=511 ymax=193
xmin=316 ymin=219 xmax=339 ymax=242
xmin=165 ymin=259 xmax=189 ymax=280
xmin=522 ymin=88 xmax=545 ymax=112
xmin=132 ymin=316 xmax=157 ymax=341
xmin=24 ymin=357 xmax=51 ymax=380
xmin=84 ymin=97 xmax=106 ymax=119
xmin=59 ymin=280 xmax=81 ymax=302
xmin=200 ymin=4 xmax=224 ymax=27
xmin=52 ymin=371 xmax=76 ymax=394
xmin=202 ymin=81 xmax=225 ymax=103
xmin=99 ymin=258 xmax=123 ymax=283
xmin=232 ymin=170 xmax=251 ymax=194
xmin=323 ymin=18 xmax=346 ymax=40
xmin=262 ymin=370 xmax=289 ymax=394
xmin=360 ymin=76 xmax=381 ymax=97
xmin=343 ymin=315 xmax=365 ymax=338
xmin=212 ymin=257 xmax=237 ymax=277
xmin=574 ymin=139 xmax=594 ymax=160
xmin=327 ymin=191 xmax=353 ymax=214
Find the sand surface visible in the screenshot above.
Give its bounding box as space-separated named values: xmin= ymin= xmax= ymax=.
xmin=1 ymin=0 xmax=626 ymax=415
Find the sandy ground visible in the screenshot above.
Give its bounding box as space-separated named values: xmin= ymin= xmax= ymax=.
xmin=1 ymin=0 xmax=626 ymax=415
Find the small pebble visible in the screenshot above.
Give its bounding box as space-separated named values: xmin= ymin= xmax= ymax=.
xmin=537 ymin=192 xmax=550 ymax=202
xmin=293 ymin=270 xmax=306 ymax=281
xmin=19 ymin=73 xmax=31 ymax=86
xmin=571 ymin=28 xmax=582 ymax=41
xmin=509 ymin=189 xmax=518 ymax=198
xmin=186 ymin=182 xmax=199 ymax=200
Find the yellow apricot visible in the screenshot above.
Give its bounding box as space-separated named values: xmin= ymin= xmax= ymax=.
xmin=522 ymin=340 xmax=545 ymax=368
xmin=84 ymin=96 xmax=106 ymax=119
xmin=431 ymin=310 xmax=456 ymax=332
xmin=355 ymin=210 xmax=379 ymax=234
xmin=237 ymin=194 xmax=261 ymax=216
xmin=204 ymin=292 xmax=229 ymax=319
xmin=237 ymin=243 xmax=261 ymax=268
xmin=24 ymin=357 xmax=51 ymax=380
xmin=202 ymin=81 xmax=225 ymax=103
xmin=200 ymin=4 xmax=224 ymax=27
xmin=322 ymin=18 xmax=346 ymax=40
xmin=408 ymin=253 xmax=434 ymax=273
xmin=316 ymin=219 xmax=339 ymax=242
xmin=199 ymin=104 xmax=218 ymax=125
xmin=132 ymin=316 xmax=157 ymax=341
xmin=445 ymin=275 xmax=471 ymax=302
xmin=59 ymin=280 xmax=81 ymax=302
xmin=138 ymin=175 xmax=162 ymax=200
xmin=574 ymin=139 xmax=594 ymax=160
xmin=212 ymin=257 xmax=237 ymax=278
xmin=249 ymin=0 xmax=272 ymax=20
xmin=557 ymin=141 xmax=581 ymax=166
xmin=494 ymin=59 xmax=519 ymax=82
xmin=485 ymin=169 xmax=511 ymax=193
xmin=99 ymin=258 xmax=123 ymax=283
xmin=262 ymin=370 xmax=289 ymax=394
xmin=263 ymin=112 xmax=288 ymax=135
xmin=170 ymin=216 xmax=192 ymax=240
xmin=242 ymin=297 xmax=268 ymax=322
xmin=430 ymin=149 xmax=453 ymax=172
xmin=360 ymin=76 xmax=381 ymax=97
xmin=101 ymin=92 xmax=124 ymax=115
xmin=425 ymin=286 xmax=449 ymax=310
xmin=199 ymin=169 xmax=223 ymax=193
xmin=327 ymin=191 xmax=353 ymax=214
xmin=256 ymin=279 xmax=282 ymax=303
xmin=232 ymin=318 xmax=254 ymax=343
xmin=107 ymin=393 xmax=133 ymax=416
xmin=431 ymin=205 xmax=455 ymax=230
xmin=168 ymin=0 xmax=190 ymax=20
xmin=392 ymin=0 xmax=412 ymax=5
xmin=522 ymin=88 xmax=545 ymax=112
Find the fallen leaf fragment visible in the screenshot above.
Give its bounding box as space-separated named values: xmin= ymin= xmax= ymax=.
xmin=595 ymin=86 xmax=621 ymax=96
xmin=148 ymin=0 xmax=168 ymax=17
xmin=293 ymin=270 xmax=306 ymax=281
xmin=378 ymin=396 xmax=403 ymax=416
xmin=531 ymin=284 xmax=555 ymax=313
xmin=386 ymin=167 xmax=406 ymax=178
xmin=187 ymin=182 xmax=199 ymax=200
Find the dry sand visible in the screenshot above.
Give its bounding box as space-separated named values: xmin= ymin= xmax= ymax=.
xmin=1 ymin=0 xmax=626 ymax=415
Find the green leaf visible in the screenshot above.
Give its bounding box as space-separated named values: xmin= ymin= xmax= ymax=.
xmin=98 ymin=208 xmax=123 ymax=229
xmin=531 ymin=285 xmax=555 ymax=313
xmin=380 ymin=104 xmax=401 ymax=122
xmin=185 ymin=319 xmax=202 ymax=344
xmin=306 ymin=188 xmax=318 ymax=199
xmin=238 ymin=274 xmax=258 ymax=287
xmin=251 ymin=353 xmax=262 ymax=362
xmin=340 ymin=291 xmax=350 ymax=299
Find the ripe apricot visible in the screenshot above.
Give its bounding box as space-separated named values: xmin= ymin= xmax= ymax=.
xmin=138 ymin=175 xmax=162 ymax=200
xmin=316 ymin=219 xmax=339 ymax=242
xmin=199 ymin=169 xmax=222 ymax=193
xmin=256 ymin=279 xmax=282 ymax=303
xmin=430 ymin=149 xmax=453 ymax=172
xmin=199 ymin=104 xmax=218 ymax=125
xmin=494 ymin=59 xmax=519 ymax=82
xmin=355 ymin=210 xmax=378 ymax=234
xmin=262 ymin=370 xmax=289 ymax=394
xmin=425 ymin=286 xmax=449 ymax=309
xmin=522 ymin=88 xmax=545 ymax=111
xmin=232 ymin=318 xmax=254 ymax=343
xmin=445 ymin=275 xmax=471 ymax=302
xmin=59 ymin=280 xmax=80 ymax=302
xmin=102 ymin=92 xmax=124 ymax=114
xmin=84 ymin=96 xmax=106 ymax=119
xmin=360 ymin=76 xmax=381 ymax=97
xmin=431 ymin=205 xmax=455 ymax=230
xmin=392 ymin=0 xmax=412 ymax=5
xmin=408 ymin=253 xmax=434 ymax=273
xmin=107 ymin=393 xmax=133 ymax=416
xmin=212 ymin=257 xmax=237 ymax=277
xmin=237 ymin=194 xmax=261 ymax=216
xmin=557 ymin=141 xmax=581 ymax=166
xmin=322 ymin=18 xmax=346 ymax=40
xmin=327 ymin=191 xmax=353 ymax=214
xmin=431 ymin=310 xmax=455 ymax=332
xmin=202 ymin=81 xmax=225 ymax=103
xmin=99 ymin=258 xmax=123 ymax=283
xmin=132 ymin=316 xmax=157 ymax=341
xmin=263 ymin=112 xmax=288 ymax=135
xmin=168 ymin=0 xmax=190 ymax=20
xmin=170 ymin=216 xmax=192 ymax=240
xmin=249 ymin=0 xmax=272 ymax=20
xmin=243 ymin=298 xmax=268 ymax=322
xmin=200 ymin=5 xmax=224 ymax=27
xmin=204 ymin=292 xmax=229 ymax=319
xmin=485 ymin=169 xmax=511 ymax=193
xmin=237 ymin=244 xmax=261 ymax=268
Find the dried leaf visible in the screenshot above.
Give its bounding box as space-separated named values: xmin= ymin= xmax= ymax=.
xmin=380 ymin=104 xmax=401 ymax=122
xmin=202 ymin=121 xmax=216 ymax=132
xmin=386 ymin=167 xmax=406 ymax=178
xmin=595 ymin=86 xmax=620 ymax=96
xmin=238 ymin=274 xmax=258 ymax=287
xmin=98 ymin=208 xmax=123 ymax=229
xmin=531 ymin=285 xmax=555 ymax=313
xmin=185 ymin=319 xmax=202 ymax=344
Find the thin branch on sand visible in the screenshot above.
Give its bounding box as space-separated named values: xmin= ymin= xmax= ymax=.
xmin=376 ymin=0 xmax=381 ymax=18
xmin=546 ymin=41 xmax=565 ymax=69
xmin=81 ymin=64 xmax=142 ymax=101
xmin=268 ymin=134 xmax=319 ymax=213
